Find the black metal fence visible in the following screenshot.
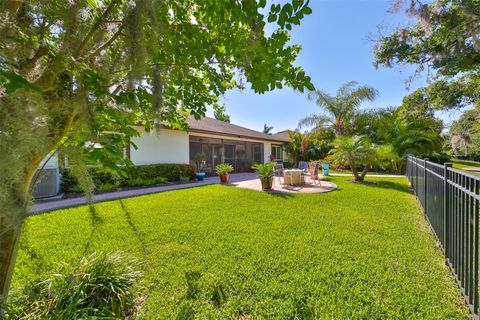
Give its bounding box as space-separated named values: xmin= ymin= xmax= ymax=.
xmin=406 ymin=156 xmax=480 ymax=316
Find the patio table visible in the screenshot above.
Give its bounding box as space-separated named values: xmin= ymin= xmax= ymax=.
xmin=284 ymin=169 xmax=305 ymax=186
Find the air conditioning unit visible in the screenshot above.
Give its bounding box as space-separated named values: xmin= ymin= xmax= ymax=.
xmin=32 ymin=168 xmax=60 ymax=199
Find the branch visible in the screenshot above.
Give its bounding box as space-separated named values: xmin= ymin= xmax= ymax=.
xmin=152 ymin=59 xmax=220 ymax=68
xmin=74 ymin=0 xmax=120 ymax=59
xmin=87 ymin=23 xmax=125 ymax=60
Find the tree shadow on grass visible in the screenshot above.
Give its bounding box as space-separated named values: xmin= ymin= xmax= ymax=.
xmin=361 ymin=180 xmax=413 ymax=195
xmin=120 ymin=199 xmax=147 ymax=255
xmin=264 ymin=191 xmax=295 ymax=199
xmin=83 ymin=204 xmax=103 ymax=255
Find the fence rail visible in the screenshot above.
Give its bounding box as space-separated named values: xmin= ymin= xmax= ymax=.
xmin=407 ymin=156 xmax=480 ymax=317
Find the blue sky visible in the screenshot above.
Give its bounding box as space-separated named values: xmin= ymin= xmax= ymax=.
xmin=206 ymin=1 xmax=458 ymax=132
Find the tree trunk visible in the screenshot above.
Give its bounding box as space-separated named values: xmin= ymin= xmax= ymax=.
xmin=349 ymin=160 xmax=360 ymax=181
xmin=358 ymin=164 xmax=370 ymax=182
xmin=0 ymin=221 xmax=21 ymax=313
xmin=0 ymin=169 xmax=37 ymax=314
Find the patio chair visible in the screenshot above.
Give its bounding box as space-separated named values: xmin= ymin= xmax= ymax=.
xmin=274 ymin=162 xmax=285 ymax=186
xmin=298 ymin=161 xmax=309 ymax=172
xmin=310 ymin=162 xmax=320 ymax=185
xmin=298 ymin=161 xmax=309 ymax=182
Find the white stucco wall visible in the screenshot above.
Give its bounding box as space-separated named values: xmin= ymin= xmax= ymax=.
xmin=264 ymin=141 xmax=272 ymax=163
xmin=130 ymin=127 xmax=189 ymax=165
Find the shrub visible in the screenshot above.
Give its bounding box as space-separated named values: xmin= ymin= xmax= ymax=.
xmin=96 ymin=182 xmax=120 ymax=192
xmin=61 ymin=164 xmax=195 ymax=193
xmin=7 ymin=252 xmax=142 ymax=319
xmin=126 ymin=164 xmax=195 ymax=182
xmin=125 ymin=176 xmax=168 ymax=187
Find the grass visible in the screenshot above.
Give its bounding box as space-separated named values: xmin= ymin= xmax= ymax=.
xmin=12 ymin=176 xmax=470 ymax=319
xmin=328 ymin=169 xmax=399 ymax=176
xmin=452 ymin=159 xmax=480 ymax=176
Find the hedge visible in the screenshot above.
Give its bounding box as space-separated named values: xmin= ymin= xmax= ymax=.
xmin=61 ymin=164 xmax=195 ymax=193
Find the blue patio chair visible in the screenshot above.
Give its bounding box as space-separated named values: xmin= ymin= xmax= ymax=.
xmin=298 ymin=161 xmax=309 ymax=172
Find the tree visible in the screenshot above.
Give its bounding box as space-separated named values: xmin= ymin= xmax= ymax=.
xmin=298 ymin=81 xmax=378 ymax=137
xmin=353 ymin=105 xmax=443 ymax=173
xmin=449 ymin=109 xmax=480 ymax=160
xmin=284 ymin=129 xmax=334 ymax=163
xmin=328 ymin=135 xmax=392 ymax=182
xmin=0 ymin=0 xmax=314 ymax=307
xmin=263 ymin=124 xmax=274 ymax=134
xmin=213 ymin=105 xmax=230 ymax=123
xmin=374 ymin=0 xmax=480 ymax=110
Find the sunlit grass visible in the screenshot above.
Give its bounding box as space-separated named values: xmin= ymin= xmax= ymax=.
xmin=12 ymin=176 xmax=470 ymax=319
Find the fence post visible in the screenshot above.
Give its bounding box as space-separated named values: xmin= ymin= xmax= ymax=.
xmin=424 ymin=158 xmax=428 ymax=214
xmin=444 ymin=162 xmax=452 ymax=259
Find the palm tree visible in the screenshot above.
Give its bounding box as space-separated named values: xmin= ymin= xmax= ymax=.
xmin=263 ymin=124 xmax=274 ymax=134
xmin=299 ymin=81 xmax=378 ymax=137
xmin=328 ymin=135 xmax=394 ymax=182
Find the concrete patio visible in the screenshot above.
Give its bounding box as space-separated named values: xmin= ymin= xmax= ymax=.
xmin=230 ymin=176 xmax=337 ymax=194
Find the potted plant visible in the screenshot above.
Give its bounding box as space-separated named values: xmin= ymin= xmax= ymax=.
xmin=215 ymin=163 xmax=234 ymax=183
xmin=252 ymin=163 xmax=275 ymax=190
xmin=195 ymin=153 xmax=206 ymax=181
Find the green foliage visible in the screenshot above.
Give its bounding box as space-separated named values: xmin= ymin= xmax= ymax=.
xmin=252 ymin=162 xmax=275 ymax=178
xmin=11 ymin=179 xmax=470 ymax=318
xmin=263 ymin=124 xmax=274 ymax=134
xmin=285 ymin=129 xmax=334 ymax=163
xmin=61 ymin=164 xmax=194 ymax=193
xmin=352 ymin=106 xmax=444 ymax=173
xmin=374 ymin=0 xmax=480 ymax=110
xmin=299 ymin=81 xmax=378 ymax=136
xmin=213 ymin=105 xmax=230 ymax=123
xmin=7 ymin=252 xmax=142 ymax=319
xmin=328 ymin=135 xmax=395 ymax=181
xmin=0 ymin=0 xmax=315 ymax=299
xmin=125 ymin=176 xmax=168 ymax=188
xmin=215 ymin=164 xmax=234 ymax=175
xmin=448 ymin=108 xmax=480 ymax=160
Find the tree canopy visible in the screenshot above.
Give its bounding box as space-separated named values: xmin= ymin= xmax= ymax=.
xmin=374 ymin=0 xmax=480 ymax=110
xmin=213 ymin=105 xmax=230 ymax=123
xmin=299 ymin=81 xmax=378 ymax=137
xmin=0 ymin=0 xmax=314 ymax=306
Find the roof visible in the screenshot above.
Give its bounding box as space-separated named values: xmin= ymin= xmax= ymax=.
xmin=269 ymin=130 xmax=291 ymax=142
xmin=185 ymin=117 xmax=289 ymax=143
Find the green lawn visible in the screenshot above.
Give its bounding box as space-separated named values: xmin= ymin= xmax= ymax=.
xmin=452 ymin=159 xmax=480 ymax=169
xmin=13 ymin=176 xmax=470 ymax=319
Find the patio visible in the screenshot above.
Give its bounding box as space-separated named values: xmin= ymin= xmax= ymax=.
xmin=230 ymin=174 xmax=337 ymax=194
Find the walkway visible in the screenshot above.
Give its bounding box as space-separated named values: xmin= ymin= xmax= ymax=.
xmin=329 ymin=173 xmax=405 ymax=178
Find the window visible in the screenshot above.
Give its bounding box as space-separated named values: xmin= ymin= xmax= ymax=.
xmin=271 ymin=145 xmax=283 ymax=161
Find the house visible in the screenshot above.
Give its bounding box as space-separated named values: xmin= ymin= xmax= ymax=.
xmin=129 ymin=116 xmax=289 ymax=172
xmin=33 ymin=117 xmax=290 ymax=198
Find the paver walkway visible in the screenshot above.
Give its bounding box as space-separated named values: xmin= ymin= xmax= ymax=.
xmin=29 ymin=173 xmax=257 ymax=214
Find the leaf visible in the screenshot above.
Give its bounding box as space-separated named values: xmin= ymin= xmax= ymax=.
xmin=0 ymin=70 xmax=42 ymax=93
xmin=268 ymin=14 xmax=277 ymax=23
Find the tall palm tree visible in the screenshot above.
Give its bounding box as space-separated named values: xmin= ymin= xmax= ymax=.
xmin=299 ymin=81 xmax=378 ymax=137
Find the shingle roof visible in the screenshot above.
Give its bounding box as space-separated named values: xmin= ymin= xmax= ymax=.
xmin=186 ymin=116 xmax=289 ymax=142
xmin=269 ymin=130 xmax=291 ymax=142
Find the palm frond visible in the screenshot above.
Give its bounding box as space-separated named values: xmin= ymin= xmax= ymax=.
xmin=298 ymin=113 xmax=332 ymax=130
